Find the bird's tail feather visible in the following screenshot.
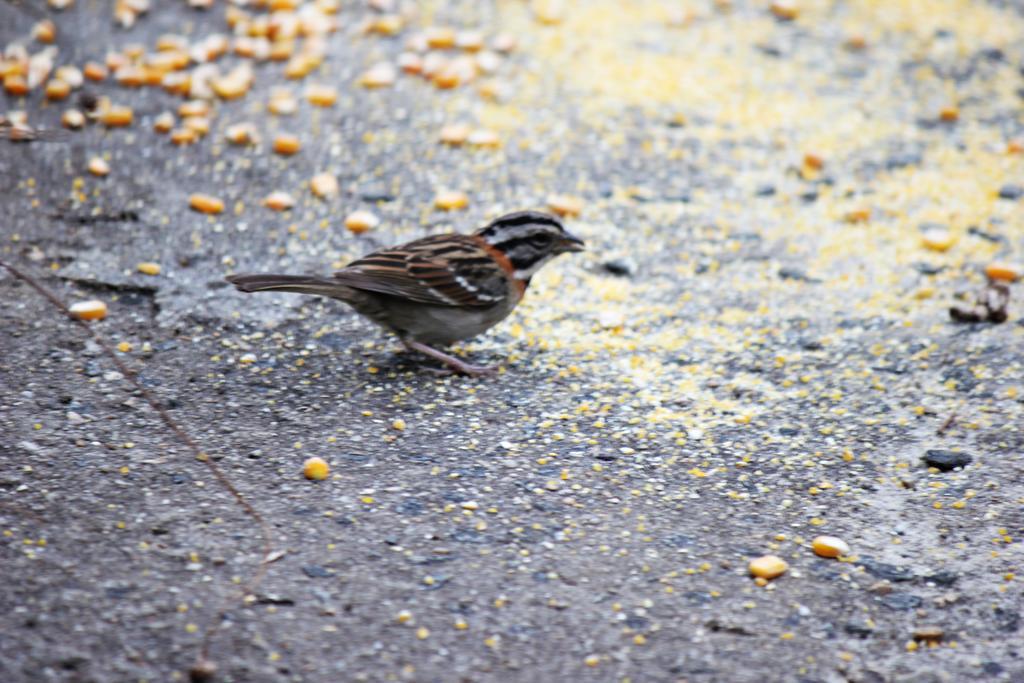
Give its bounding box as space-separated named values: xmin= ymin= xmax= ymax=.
xmin=226 ymin=273 xmax=344 ymax=298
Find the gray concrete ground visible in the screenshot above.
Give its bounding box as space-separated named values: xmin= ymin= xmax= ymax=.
xmin=1 ymin=1 xmax=1023 ymax=682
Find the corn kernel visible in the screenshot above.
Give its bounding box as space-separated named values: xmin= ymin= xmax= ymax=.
xmin=4 ymin=74 xmax=29 ymax=96
xmin=392 ymin=418 xmax=406 ymax=431
xmin=44 ymin=78 xmax=70 ymax=100
xmin=921 ymin=227 xmax=956 ymax=252
xmin=303 ymin=457 xmax=330 ymax=480
xmin=100 ymin=106 xmax=133 ymax=127
xmin=532 ymin=0 xmax=566 ymax=24
xmin=811 ymin=536 xmax=850 ymax=558
xmin=984 ymin=262 xmax=1021 ymax=283
xmin=366 ymin=15 xmax=403 ymax=36
xmin=1008 ymin=140 xmax=1024 ymax=154
xmin=212 ymin=73 xmax=251 ymax=99
xmin=137 ymin=262 xmax=161 ymax=276
xmin=267 ymin=91 xmax=298 ymax=115
xmin=69 ymin=300 xmax=107 ymax=321
xmin=33 ymin=20 xmax=57 ymax=44
xmin=178 ymin=100 xmax=210 ymax=118
xmin=434 ymin=190 xmax=469 ymax=210
xmin=548 ymin=194 xmax=584 ymax=217
xmin=263 ymin=191 xmax=296 ymax=211
xmin=749 ymin=555 xmax=788 ymax=579
xmin=770 ymin=0 xmax=798 ymax=20
xmin=87 ymin=157 xmax=110 ymax=177
xmin=845 ymin=208 xmax=871 ymax=223
xmin=310 ymin=172 xmax=339 ymax=198
xmin=468 ymin=129 xmax=501 ymax=148
xmin=425 ymin=27 xmax=456 ymax=49
xmin=305 ymin=84 xmax=337 ymax=106
xmin=455 ymin=30 xmax=485 ymax=52
xmin=344 ymin=210 xmax=379 ymax=234
xmin=396 ymin=609 xmax=413 ymax=624
xmin=845 ymin=34 xmax=867 ymax=50
xmin=62 ymin=109 xmax=85 ymax=129
xmin=189 ymin=193 xmax=225 ymax=214
xmin=153 ymin=111 xmax=175 ymax=133
xmin=358 ymin=62 xmax=396 ymax=88
xmin=83 ymin=62 xmax=108 ymax=81
xmin=183 ymin=116 xmax=210 ymax=136
xmin=439 ymin=124 xmax=470 ymax=145
xmin=225 ymin=122 xmax=258 ymax=145
xmin=939 ymin=106 xmax=959 ymax=122
xmin=170 ymin=128 xmax=198 ymax=146
xmin=397 ymin=52 xmax=423 ymax=74
xmin=272 ymin=134 xmax=301 ymax=155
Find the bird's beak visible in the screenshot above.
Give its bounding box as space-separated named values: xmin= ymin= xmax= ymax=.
xmin=558 ymin=231 xmax=586 ymax=253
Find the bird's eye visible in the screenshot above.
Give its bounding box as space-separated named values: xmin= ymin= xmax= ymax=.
xmin=530 ymin=234 xmax=553 ymax=247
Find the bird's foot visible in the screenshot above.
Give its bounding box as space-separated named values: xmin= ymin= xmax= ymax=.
xmin=402 ymin=340 xmax=500 ymax=377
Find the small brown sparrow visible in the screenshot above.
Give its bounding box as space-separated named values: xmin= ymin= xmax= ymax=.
xmin=226 ymin=210 xmax=585 ymax=376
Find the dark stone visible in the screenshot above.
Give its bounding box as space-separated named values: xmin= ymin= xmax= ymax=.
xmin=924 ymin=570 xmax=959 ymax=586
xmin=982 ymin=662 xmax=1004 ymax=675
xmin=997 ymin=184 xmax=1022 ymax=200
xmin=844 ymin=620 xmax=875 ymax=637
xmin=993 ymin=607 xmax=1019 ymax=633
xmin=778 ymin=427 xmax=800 ymax=436
xmin=913 ymin=262 xmax=945 ymax=275
xmin=860 ymin=559 xmax=914 ymax=582
xmin=922 ymin=449 xmax=972 ymax=471
xmin=755 ymin=185 xmax=776 ymax=197
xmin=886 ymin=151 xmax=922 ymax=169
xmin=625 ymin=615 xmax=650 ymax=630
xmin=967 ymin=226 xmax=1003 ymax=242
xmin=602 ymin=259 xmax=635 ymax=277
xmin=778 ymin=267 xmax=821 ymax=283
xmin=358 ymin=185 xmax=395 ymax=202
xmin=880 ymin=593 xmax=922 ymax=610
xmin=301 ymin=565 xmax=332 ymax=578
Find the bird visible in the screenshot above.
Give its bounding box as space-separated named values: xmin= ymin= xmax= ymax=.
xmin=226 ymin=210 xmax=585 ymax=376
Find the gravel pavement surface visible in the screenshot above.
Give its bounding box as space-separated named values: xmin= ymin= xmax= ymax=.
xmin=1 ymin=1 xmax=1023 ymax=682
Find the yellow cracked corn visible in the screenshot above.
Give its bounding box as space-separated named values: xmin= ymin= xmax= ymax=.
xmin=984 ymin=262 xmax=1021 ymax=282
xmin=344 ymin=210 xmax=379 ymax=234
xmin=69 ymin=300 xmax=107 ymax=321
xmin=303 ymin=457 xmax=330 ymax=480
xmin=749 ymin=555 xmax=788 ymax=580
xmin=811 ymin=536 xmax=850 ymax=558
xmin=263 ymin=192 xmax=296 ymax=211
xmin=189 ymin=193 xmax=224 ymax=214
xmin=137 ymin=262 xmax=161 ymax=276
xmin=548 ymin=194 xmax=584 ymax=217
xmin=921 ymin=227 xmax=956 ymax=252
xmin=310 ymin=172 xmax=339 ymax=198
xmin=434 ymin=191 xmax=469 ymax=210
xmin=272 ymin=134 xmax=301 ymax=155
xmin=87 ymin=157 xmax=110 ymax=177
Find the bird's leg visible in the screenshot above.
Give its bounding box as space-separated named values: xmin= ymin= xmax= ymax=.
xmin=402 ymin=340 xmax=499 ymax=377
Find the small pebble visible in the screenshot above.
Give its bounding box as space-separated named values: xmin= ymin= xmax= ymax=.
xmin=997 ymin=184 xmax=1022 ymax=200
xmin=922 ymin=449 xmax=972 ymax=471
